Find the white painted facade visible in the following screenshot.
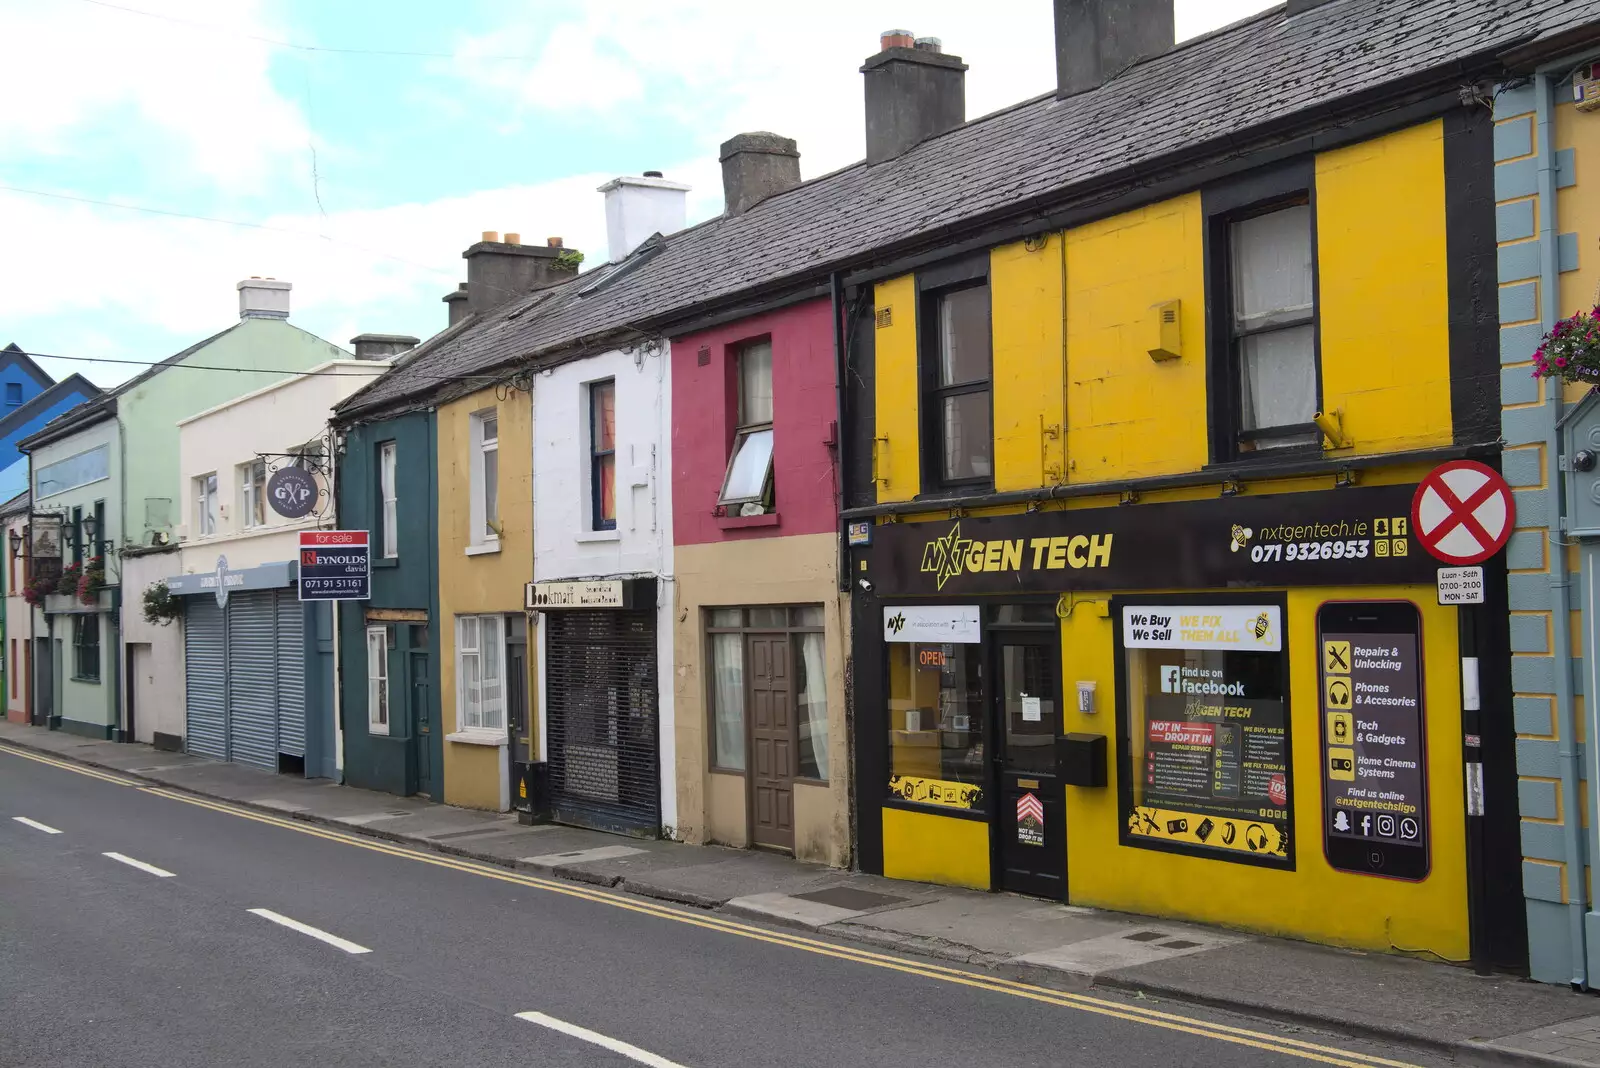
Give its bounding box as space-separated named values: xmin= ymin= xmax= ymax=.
xmin=119 ymin=548 xmax=185 ymax=744
xmin=532 ymin=343 xmax=677 ymax=834
xmin=3 ymin=505 xmax=31 ymax=724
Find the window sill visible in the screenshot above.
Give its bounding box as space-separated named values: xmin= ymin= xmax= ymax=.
xmin=710 ymin=766 xmax=747 ymax=776
xmin=575 ymin=530 xmax=621 ymax=544
xmin=369 ymin=723 xmax=390 ymax=736
xmin=446 ymin=730 xmax=506 ymax=747
xmin=70 ymin=676 xmax=102 ymax=685
xmin=716 ymin=512 xmax=780 ymax=530
xmin=464 ymin=541 xmax=501 ymax=557
xmin=373 ymin=557 xmax=399 ymax=570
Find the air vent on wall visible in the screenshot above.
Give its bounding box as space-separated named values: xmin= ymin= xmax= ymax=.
xmin=875 ymin=307 xmax=893 ymax=329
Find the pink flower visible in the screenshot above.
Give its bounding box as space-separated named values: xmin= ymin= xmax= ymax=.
xmin=1556 ymin=357 xmax=1568 ymax=368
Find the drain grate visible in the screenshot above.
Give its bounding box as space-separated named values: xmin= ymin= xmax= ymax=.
xmin=792 ymin=886 xmax=908 ymax=911
xmin=1160 ymin=939 xmax=1202 ymax=950
xmin=1124 ymin=931 xmax=1165 ymax=942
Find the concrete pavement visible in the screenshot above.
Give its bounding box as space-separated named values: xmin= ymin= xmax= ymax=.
xmin=4 ymin=719 xmax=1600 ymax=1066
xmin=0 ymin=745 xmax=1460 ymax=1068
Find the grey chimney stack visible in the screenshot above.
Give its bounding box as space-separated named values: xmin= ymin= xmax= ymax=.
xmin=1054 ymin=0 xmax=1174 ymax=99
xmin=861 ymin=30 xmax=967 ymax=166
xmin=443 ymin=283 xmax=468 ymax=327
xmin=719 ymin=133 xmax=802 ymax=216
xmin=349 ymin=333 xmax=419 ymax=361
xmin=461 ymin=231 xmax=577 ymax=318
xmin=237 ymin=277 xmax=291 ymax=320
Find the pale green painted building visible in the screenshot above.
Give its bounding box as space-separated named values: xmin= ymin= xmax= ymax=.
xmin=19 ymin=280 xmax=353 ymax=738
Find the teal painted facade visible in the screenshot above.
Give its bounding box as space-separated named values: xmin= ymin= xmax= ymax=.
xmin=335 ymin=413 xmax=443 ymax=799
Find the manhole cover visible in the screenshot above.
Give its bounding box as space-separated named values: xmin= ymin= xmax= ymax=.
xmin=792 ymin=886 xmax=907 ymax=911
xmin=1124 ymin=931 xmax=1165 ymax=942
xmin=1160 ymin=939 xmax=1201 ymax=950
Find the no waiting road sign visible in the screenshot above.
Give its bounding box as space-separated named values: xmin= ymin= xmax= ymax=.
xmin=1410 ymin=461 xmax=1514 ymax=566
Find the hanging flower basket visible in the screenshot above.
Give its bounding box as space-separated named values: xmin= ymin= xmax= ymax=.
xmin=142 ymin=581 xmax=180 ymax=627
xmin=22 ymin=571 xmax=57 ymax=607
xmin=1531 ymin=306 xmax=1600 ymax=385
xmin=55 ymin=561 xmax=83 ymax=597
xmin=77 ymin=556 xmax=106 ymax=606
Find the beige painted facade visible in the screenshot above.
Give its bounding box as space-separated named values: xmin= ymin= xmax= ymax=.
xmin=436 ymin=385 xmax=535 ymax=811
xmin=673 ymin=532 xmax=851 ymax=867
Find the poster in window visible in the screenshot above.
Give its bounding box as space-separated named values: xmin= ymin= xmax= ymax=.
xmin=1119 ymin=603 xmax=1293 ymax=867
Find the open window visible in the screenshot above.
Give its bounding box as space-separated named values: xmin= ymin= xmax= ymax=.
xmin=719 ymin=339 xmax=774 ymax=511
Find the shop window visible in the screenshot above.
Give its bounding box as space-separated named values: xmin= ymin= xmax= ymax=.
xmin=194 ymin=473 xmax=218 ymax=536
xmin=705 ymin=606 xmax=828 ymax=780
xmin=719 ymin=339 xmax=774 ymax=511
xmin=921 ymin=282 xmax=992 ymax=490
xmin=886 ymin=640 xmax=985 ymax=812
xmin=1221 ymin=201 xmax=1319 ymax=455
xmin=1116 ymin=601 xmax=1293 ymax=868
xmin=239 ymin=458 xmax=267 ymax=529
xmin=379 ymin=441 xmax=398 ymax=558
xmin=35 ymin=444 xmax=109 ymax=499
xmin=366 ymin=625 xmax=390 ymax=735
xmin=590 ymin=380 xmax=617 ymax=530
xmin=72 ymin=614 xmax=99 ymax=682
xmin=457 ymin=614 xmax=505 ymax=731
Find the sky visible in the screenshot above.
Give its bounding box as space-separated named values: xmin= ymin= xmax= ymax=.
xmin=0 ymin=0 xmax=1279 ymax=388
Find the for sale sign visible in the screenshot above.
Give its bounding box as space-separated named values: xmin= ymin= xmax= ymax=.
xmin=298 ymin=530 xmax=370 ymax=601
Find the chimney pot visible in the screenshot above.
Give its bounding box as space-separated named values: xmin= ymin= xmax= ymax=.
xmin=719 ymin=132 xmax=802 ymax=216
xmin=880 ymin=28 xmax=915 ymax=49
xmin=598 ymin=174 xmax=690 ymax=261
xmin=643 ymin=170 xmax=663 ymax=178
xmin=861 ymin=39 xmax=967 ymax=165
xmin=1054 ymin=0 xmax=1174 ymax=99
xmin=547 ymin=236 xmax=563 ymax=247
xmin=482 ymin=230 xmax=499 ymax=243
xmin=236 ymin=277 xmax=292 ymax=321
xmin=504 ymin=232 xmax=521 ymax=245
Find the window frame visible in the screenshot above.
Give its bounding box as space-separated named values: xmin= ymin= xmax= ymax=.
xmin=72 ymin=613 xmax=100 ymax=682
xmin=240 ymin=458 xmax=268 ymax=529
xmin=468 ymin=410 xmax=500 ymax=548
xmin=366 ymin=625 xmax=390 ymax=735
xmin=194 ymin=472 xmax=218 ymax=537
xmin=1204 ymin=161 xmax=1322 ymax=465
xmin=717 ymin=339 xmax=775 ymax=510
xmin=5 ymin=382 xmax=22 ymax=406
xmin=917 ymin=264 xmax=994 ymax=494
xmin=455 ymin=613 xmax=506 ymax=734
xmin=703 ymin=605 xmax=828 ymax=782
xmin=589 ymin=379 xmax=617 ymax=531
xmin=378 ymin=441 xmax=398 ymax=558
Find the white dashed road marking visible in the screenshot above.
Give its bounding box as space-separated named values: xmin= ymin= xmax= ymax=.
xmin=516 ymin=1011 xmax=692 ymax=1067
xmin=12 ymin=816 xmax=62 ymax=834
xmin=247 ymin=908 xmax=371 ymax=955
xmin=103 ymin=852 xmax=176 ymax=878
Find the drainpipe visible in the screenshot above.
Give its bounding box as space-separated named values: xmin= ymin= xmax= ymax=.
xmin=831 ymin=271 xmax=850 ymax=595
xmin=1534 ymin=67 xmax=1587 ymax=989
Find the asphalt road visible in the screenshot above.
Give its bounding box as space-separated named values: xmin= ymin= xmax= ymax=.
xmin=0 ymin=746 xmax=1486 ymax=1068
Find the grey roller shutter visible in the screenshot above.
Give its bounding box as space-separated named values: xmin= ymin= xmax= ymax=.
xmin=226 ymin=591 xmax=278 ymax=769
xmin=184 ymin=597 xmax=227 ymax=760
xmin=545 ymin=608 xmax=660 ymax=835
xmin=275 ymin=593 xmax=305 ymax=758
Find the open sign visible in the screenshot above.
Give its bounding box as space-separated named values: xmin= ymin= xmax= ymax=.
xmin=917 ymin=647 xmax=948 ymax=669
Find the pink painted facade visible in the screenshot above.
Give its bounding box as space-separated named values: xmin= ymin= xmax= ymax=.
xmin=671 ymin=299 xmax=838 ymax=545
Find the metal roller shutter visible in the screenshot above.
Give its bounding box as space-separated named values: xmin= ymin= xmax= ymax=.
xmin=184 ymin=597 xmax=227 ymax=760
xmin=545 ymin=608 xmax=660 ymax=835
xmin=275 ymin=593 xmax=305 ymax=758
xmin=226 ymin=591 xmax=278 ymax=769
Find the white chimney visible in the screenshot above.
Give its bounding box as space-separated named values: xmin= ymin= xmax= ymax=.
xmin=597 ymin=173 xmax=690 ymax=263
xmin=237 ymin=277 xmax=292 ymax=320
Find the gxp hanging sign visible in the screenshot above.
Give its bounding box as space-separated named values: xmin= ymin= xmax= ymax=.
xmin=267 ymin=466 xmax=319 ymax=519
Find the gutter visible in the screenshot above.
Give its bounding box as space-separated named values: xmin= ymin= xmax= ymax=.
xmin=1533 ymin=65 xmax=1588 ymax=990
xmin=842 ymin=442 xmax=1500 ymax=521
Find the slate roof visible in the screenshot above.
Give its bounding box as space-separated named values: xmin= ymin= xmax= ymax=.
xmin=338 ymin=0 xmax=1600 ymax=421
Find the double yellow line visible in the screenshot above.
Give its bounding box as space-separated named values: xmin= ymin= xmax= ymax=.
xmin=1 ymin=743 xmax=138 ymax=786
xmin=3 ymin=744 xmax=1423 ymax=1068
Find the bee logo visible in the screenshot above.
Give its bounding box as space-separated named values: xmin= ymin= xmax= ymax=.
xmin=1229 ymin=525 xmax=1254 ymax=553
xmin=1253 ymin=611 xmax=1272 ymax=643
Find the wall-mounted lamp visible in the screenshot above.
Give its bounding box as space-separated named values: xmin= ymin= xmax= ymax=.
xmin=82 ymin=513 xmax=99 ymax=555
xmin=8 ymin=528 xmax=22 ymax=559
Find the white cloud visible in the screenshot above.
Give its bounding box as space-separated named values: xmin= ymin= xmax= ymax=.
xmin=0 ymin=0 xmax=309 ymax=193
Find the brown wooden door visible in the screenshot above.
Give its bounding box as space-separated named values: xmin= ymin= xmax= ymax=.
xmin=748 ymin=635 xmax=795 ymax=852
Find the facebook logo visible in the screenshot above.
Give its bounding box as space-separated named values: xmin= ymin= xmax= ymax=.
xmin=1359 ymin=814 xmax=1373 ymax=836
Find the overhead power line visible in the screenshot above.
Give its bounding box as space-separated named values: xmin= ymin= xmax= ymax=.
xmin=75 ymin=0 xmax=542 ymax=60
xmin=0 ymin=184 xmax=457 ymax=278
xmin=11 ymin=349 xmax=514 ymax=387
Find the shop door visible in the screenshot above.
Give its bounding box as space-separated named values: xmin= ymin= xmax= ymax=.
xmin=747 ymin=635 xmax=795 ymax=852
xmin=993 ymin=634 xmax=1066 ymax=899
xmin=184 ymin=599 xmax=227 ymax=759
xmin=226 ymin=591 xmax=279 ymax=770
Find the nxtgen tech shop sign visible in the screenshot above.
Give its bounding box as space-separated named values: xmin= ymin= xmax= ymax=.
xmin=869 ymin=484 xmax=1435 ymax=596
xmin=298 ymin=530 xmax=370 ymax=601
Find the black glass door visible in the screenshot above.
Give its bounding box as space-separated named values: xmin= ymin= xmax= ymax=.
xmin=993 ymin=633 xmax=1066 ymax=898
